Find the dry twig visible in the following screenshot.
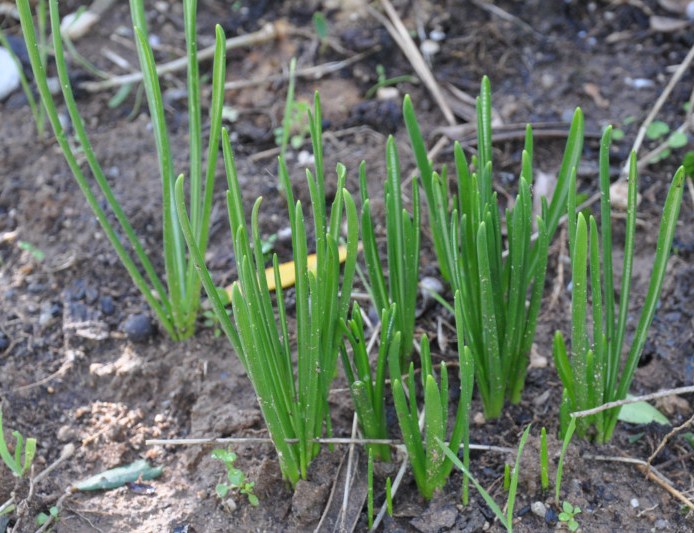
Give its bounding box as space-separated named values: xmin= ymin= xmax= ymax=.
xmin=571 ymin=385 xmax=694 ymax=419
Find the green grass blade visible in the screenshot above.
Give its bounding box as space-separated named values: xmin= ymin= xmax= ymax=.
xmin=174 ymin=176 xmax=241 ymax=352
xmin=609 ymin=168 xmax=685 ymax=435
xmin=599 ymin=127 xmax=617 ymax=395
xmin=571 ymin=214 xmax=589 ymax=412
xmin=437 ymin=437 xmax=509 ymax=530
xmin=507 ymin=424 xmax=532 ymax=530
xmin=424 ymin=374 xmax=445 ymax=499
xmin=17 ymin=0 xmax=176 ymax=337
xmin=131 ymin=23 xmax=186 ymax=325
xmin=612 ymin=152 xmax=638 ymax=379
xmin=555 ymin=416 xmax=577 ymax=505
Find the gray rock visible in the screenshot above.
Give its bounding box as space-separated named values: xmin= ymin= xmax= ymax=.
xmin=123 ymin=313 xmax=153 ymax=342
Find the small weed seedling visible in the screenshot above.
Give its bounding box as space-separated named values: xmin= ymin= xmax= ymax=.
xmin=211 ymin=449 xmax=258 ymax=507
xmin=553 ymin=128 xmax=684 ymax=442
xmin=405 ymin=77 xmax=585 ymax=418
xmin=558 ymin=501 xmax=581 ymax=531
xmin=36 ymin=506 xmax=59 ymax=528
xmin=0 ymin=406 xmax=36 ymax=478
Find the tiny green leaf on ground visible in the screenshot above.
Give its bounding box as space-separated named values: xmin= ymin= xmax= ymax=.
xmin=683 ymin=151 xmax=694 ymax=177
xmin=668 ymin=131 xmax=688 ymax=149
xmin=618 ymin=400 xmax=670 ymax=426
xmin=645 ymin=121 xmax=669 ymax=140
xmin=611 ymin=128 xmax=625 ymax=141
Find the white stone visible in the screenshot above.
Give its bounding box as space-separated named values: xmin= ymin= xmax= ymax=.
xmin=531 ymin=501 xmax=547 ymax=518
xmin=60 ymin=10 xmax=100 ymax=41
xmin=0 ymin=47 xmax=21 ymax=100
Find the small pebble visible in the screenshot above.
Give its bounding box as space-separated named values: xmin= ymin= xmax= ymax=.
xmin=100 ymin=295 xmax=115 ymax=315
xmin=0 ymin=47 xmax=21 ymax=101
xmin=429 ymin=29 xmax=446 ymax=42
xmin=0 ymin=333 xmax=10 ymax=352
xmin=473 ymin=412 xmax=486 ymax=425
xmin=655 ymin=518 xmax=669 ymax=530
xmin=123 ymin=313 xmax=154 ymax=342
xmin=544 ymin=506 xmax=558 ymax=526
xmin=531 ymin=501 xmax=547 ymax=518
xmin=85 ymin=287 xmax=99 ymax=304
xmin=420 ymin=39 xmax=440 ymax=58
xmin=630 ymin=498 xmax=639 ymax=508
xmin=624 ymin=77 xmax=655 ymax=89
xmin=376 ymin=86 xmax=399 ymax=101
xmin=60 ymin=10 xmax=100 ymax=41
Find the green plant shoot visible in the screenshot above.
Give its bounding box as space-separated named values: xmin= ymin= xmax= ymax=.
xmin=553 ymin=127 xmax=684 ymax=442
xmin=340 ymin=302 xmax=396 ymax=461
xmin=175 ymin=94 xmax=359 ymax=485
xmin=0 ymin=406 xmax=37 ymax=478
xmin=360 ymin=136 xmax=421 ymax=366
xmin=405 ymin=77 xmax=585 ymax=418
xmin=389 ymin=294 xmax=474 ymax=500
xmin=16 ymin=0 xmax=226 ymax=340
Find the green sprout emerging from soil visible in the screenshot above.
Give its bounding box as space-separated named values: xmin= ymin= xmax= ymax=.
xmin=211 ymin=449 xmax=259 ymax=507
xmin=558 ymin=501 xmax=582 ymax=531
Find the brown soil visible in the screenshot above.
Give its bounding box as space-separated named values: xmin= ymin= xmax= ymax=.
xmin=1 ymin=1 xmax=693 ymax=532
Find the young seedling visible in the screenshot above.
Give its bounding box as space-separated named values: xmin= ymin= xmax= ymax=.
xmin=360 ymin=136 xmax=421 ymax=367
xmin=558 ymin=501 xmax=581 ymax=531
xmin=0 ymin=406 xmax=36 ymax=478
xmin=555 ymin=417 xmax=577 ymax=506
xmin=211 ymin=449 xmax=259 ymax=507
xmin=438 ymin=424 xmax=533 ymax=533
xmin=16 ymin=0 xmax=227 ymax=340
xmin=540 ymin=427 xmax=549 ymax=492
xmin=388 ymin=292 xmax=474 ymax=501
xmin=553 ymin=128 xmax=685 ymax=442
xmin=367 ymin=448 xmax=374 ymax=529
xmin=405 ymin=77 xmax=585 ymax=418
xmin=35 ymin=506 xmax=59 ymax=527
xmin=175 ymin=94 xmax=359 ymax=485
xmin=340 ymin=302 xmax=395 ymax=461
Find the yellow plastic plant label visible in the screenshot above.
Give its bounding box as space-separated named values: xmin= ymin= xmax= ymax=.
xmin=225 ymin=245 xmax=348 ymax=298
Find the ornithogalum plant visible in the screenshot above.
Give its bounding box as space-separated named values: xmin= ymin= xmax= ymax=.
xmin=175 ymin=94 xmax=359 ymax=486
xmin=554 ymin=127 xmax=684 ymax=443
xmin=405 ymin=77 xmax=585 ymax=418
xmin=340 ymin=302 xmax=397 ymax=462
xmin=360 ymin=137 xmax=421 ymax=368
xmin=16 ymin=0 xmax=225 ymax=340
xmin=388 ymin=290 xmax=474 ymax=500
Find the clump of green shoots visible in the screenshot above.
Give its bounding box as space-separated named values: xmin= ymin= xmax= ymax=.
xmin=553 ymin=127 xmax=684 ymax=442
xmin=388 ymin=291 xmax=474 ymax=500
xmin=16 ymin=0 xmax=226 ymax=340
xmin=340 ymin=302 xmax=396 ymax=462
xmin=0 ymin=405 xmax=36 ymax=479
xmin=405 ymin=76 xmax=585 ymax=418
xmin=175 ymin=94 xmax=359 ymax=486
xmin=360 ymin=136 xmax=420 ymax=367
